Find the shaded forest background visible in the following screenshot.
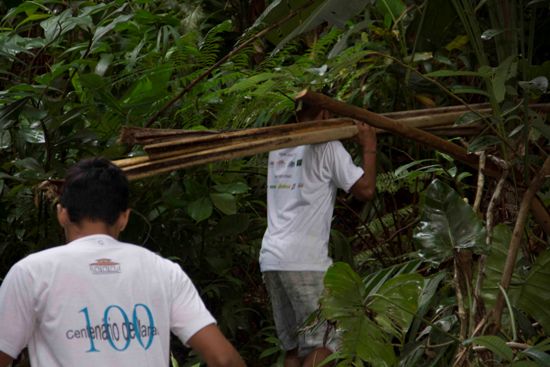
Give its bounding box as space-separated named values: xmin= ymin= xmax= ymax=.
xmin=1 ymin=0 xmax=550 ymax=366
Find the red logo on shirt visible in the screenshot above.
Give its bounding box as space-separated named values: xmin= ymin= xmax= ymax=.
xmin=89 ymin=258 xmax=121 ymax=274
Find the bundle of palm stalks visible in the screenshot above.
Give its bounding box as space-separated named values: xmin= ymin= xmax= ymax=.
xmin=114 ymin=91 xmax=549 ymax=181
xmin=115 ymin=118 xmax=359 ymax=180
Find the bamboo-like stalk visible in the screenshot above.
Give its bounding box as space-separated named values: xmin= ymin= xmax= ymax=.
xmin=382 ymin=103 xmax=491 ymax=119
xmin=143 ymin=118 xmax=355 ymax=159
xmin=113 ymin=156 xmax=151 ymax=168
xmin=295 ymin=89 xmax=503 ymax=178
xmin=119 ymin=124 xmax=358 ymax=180
xmin=119 ymin=126 xmax=219 ymax=145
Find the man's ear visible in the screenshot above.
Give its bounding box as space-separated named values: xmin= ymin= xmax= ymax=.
xmin=56 ymin=204 xmax=70 ymax=227
xmin=117 ymin=209 xmax=131 ymax=232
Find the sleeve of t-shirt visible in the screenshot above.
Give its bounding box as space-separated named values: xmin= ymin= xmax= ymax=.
xmin=324 ymin=141 xmax=364 ymax=192
xmin=168 ymin=262 xmax=216 ymax=345
xmin=0 ymin=263 xmax=36 ymax=359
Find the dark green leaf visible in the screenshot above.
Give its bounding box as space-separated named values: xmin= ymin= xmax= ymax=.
xmin=213 ymin=182 xmax=249 ymax=194
xmin=369 ymin=273 xmax=423 ymax=337
xmin=91 ymin=14 xmax=133 ymax=50
xmin=425 ymin=70 xmax=485 ymax=78
xmin=0 ymin=97 xmax=29 ymax=128
xmin=455 ymin=111 xmax=485 ymax=126
xmin=413 ymin=179 xmax=486 ymax=264
xmin=253 ymin=0 xmax=375 ymax=52
xmin=468 ymin=135 xmax=501 ymax=153
xmin=520 ymin=348 xmax=550 ymax=366
xmin=517 ymin=250 xmax=550 ymax=333
xmin=210 ymin=193 xmax=237 ymax=215
xmin=321 ymin=262 xmax=396 ymax=366
xmin=465 ymin=335 xmax=513 ymax=361
xmin=492 ymin=56 xmax=516 ymax=103
xmin=187 ymin=197 xmax=213 ymax=222
xmin=481 ymin=29 xmax=505 ymax=41
xmin=481 ymin=224 xmax=521 ymax=308
xmin=532 ymin=119 xmax=550 ymax=141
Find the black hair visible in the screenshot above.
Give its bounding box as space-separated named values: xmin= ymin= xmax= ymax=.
xmin=60 ymin=157 xmax=129 ymax=225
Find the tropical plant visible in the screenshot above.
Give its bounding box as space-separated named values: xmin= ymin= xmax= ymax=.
xmin=1 ymin=0 xmax=549 ymax=366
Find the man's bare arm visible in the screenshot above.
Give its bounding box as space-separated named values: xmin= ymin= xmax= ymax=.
xmin=0 ymin=351 xmax=13 ymax=367
xmin=187 ymin=324 xmax=246 ymax=367
xmin=350 ymin=122 xmax=377 ymax=201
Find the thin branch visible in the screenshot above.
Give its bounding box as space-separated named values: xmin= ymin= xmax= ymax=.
xmin=492 ymin=156 xmax=550 ymax=332
xmin=473 ymin=151 xmax=486 ymax=213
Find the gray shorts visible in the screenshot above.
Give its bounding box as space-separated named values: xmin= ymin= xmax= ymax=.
xmin=263 ymin=271 xmax=337 ymax=358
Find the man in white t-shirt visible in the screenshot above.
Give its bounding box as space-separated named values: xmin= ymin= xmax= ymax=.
xmin=0 ymin=158 xmax=246 ymax=367
xmin=260 ymin=106 xmax=377 ymax=367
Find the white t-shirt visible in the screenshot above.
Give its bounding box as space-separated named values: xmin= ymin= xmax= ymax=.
xmin=0 ymin=234 xmax=215 ymax=366
xmin=260 ymin=141 xmax=364 ymax=272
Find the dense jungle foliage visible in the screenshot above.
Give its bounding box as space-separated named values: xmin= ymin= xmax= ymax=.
xmin=1 ymin=0 xmax=550 ymax=365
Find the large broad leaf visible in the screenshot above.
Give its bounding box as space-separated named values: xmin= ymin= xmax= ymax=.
xmin=40 ymin=9 xmax=93 ymax=43
xmin=252 ymin=0 xmax=375 ymax=52
xmin=516 ymin=250 xmax=550 ymax=333
xmin=414 ymin=179 xmax=486 ymax=264
xmin=321 ymin=262 xmax=396 ymax=366
xmin=481 ymin=224 xmax=522 ymax=309
xmin=321 ymin=263 xmax=425 ymax=365
xmin=368 ymin=273 xmax=424 ymax=339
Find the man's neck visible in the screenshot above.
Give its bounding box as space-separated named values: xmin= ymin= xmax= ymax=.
xmin=65 ymin=220 xmax=120 ymax=243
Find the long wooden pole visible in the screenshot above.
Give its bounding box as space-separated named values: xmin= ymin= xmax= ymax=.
xmin=295 ymin=90 xmax=550 ymax=237
xmin=120 ymin=124 xmax=358 ymax=180
xmin=144 ymin=118 xmax=355 ymax=159
xmin=295 ymin=89 xmax=503 ymax=178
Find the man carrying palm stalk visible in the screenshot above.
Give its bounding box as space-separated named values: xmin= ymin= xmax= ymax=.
xmin=260 ymin=105 xmax=377 ymax=367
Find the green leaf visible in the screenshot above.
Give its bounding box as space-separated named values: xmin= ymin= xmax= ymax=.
xmin=425 ymin=70 xmax=485 ymax=78
xmin=481 ymin=29 xmax=505 ymax=41
xmin=481 ymin=224 xmax=521 ymax=309
xmin=511 ymin=361 xmax=539 ymax=367
xmin=322 ymin=262 xmax=365 ymax=319
xmin=465 ymin=335 xmax=513 ymax=361
xmin=450 ymin=85 xmax=490 ymax=97
xmin=413 ymin=179 xmax=486 ymax=264
xmin=377 ymin=0 xmax=406 ymax=28
xmin=213 ymin=182 xmax=249 ymax=194
xmin=95 ymin=53 xmax=113 ymax=76
xmin=517 ymin=250 xmax=550 ymax=333
xmin=369 ymin=273 xmax=423 ymax=338
xmin=0 ymin=97 xmax=30 ymax=129
xmin=532 ymin=119 xmax=550 ymax=140
xmin=210 ymin=193 xmax=237 ymax=215
xmin=91 ymin=14 xmax=133 ymax=50
xmin=40 ymin=9 xmax=93 ymax=43
xmin=321 ymin=262 xmax=396 ymax=366
xmin=455 ymin=111 xmax=485 ymax=126
xmin=492 ymin=56 xmax=516 ymax=103
xmin=187 ymin=197 xmax=212 ymax=222
xmin=467 ymin=135 xmax=501 ymax=153
xmin=520 ymin=348 xmax=550 ymax=366
xmin=253 ymin=0 xmax=375 ymax=52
